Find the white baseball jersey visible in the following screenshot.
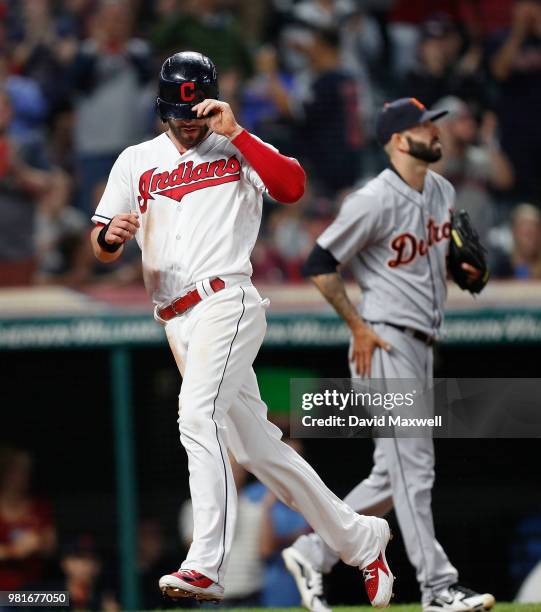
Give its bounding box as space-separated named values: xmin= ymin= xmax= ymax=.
xmin=92 ymin=131 xmax=268 ymax=305
xmin=318 ymin=168 xmax=455 ymax=337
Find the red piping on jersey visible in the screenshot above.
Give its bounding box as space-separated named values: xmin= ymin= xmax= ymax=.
xmin=231 ymin=129 xmax=305 ymax=204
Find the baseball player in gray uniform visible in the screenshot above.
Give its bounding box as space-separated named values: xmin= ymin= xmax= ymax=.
xmin=282 ymin=98 xmax=495 ymax=612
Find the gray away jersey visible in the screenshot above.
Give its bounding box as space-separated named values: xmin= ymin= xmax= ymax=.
xmin=318 ymin=168 xmax=455 ymax=337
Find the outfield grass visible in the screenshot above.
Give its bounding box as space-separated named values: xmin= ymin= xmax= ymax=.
xmin=159 ymin=605 xmax=541 ymax=612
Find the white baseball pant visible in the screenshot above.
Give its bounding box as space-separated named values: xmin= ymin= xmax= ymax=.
xmin=164 ymin=280 xmax=382 ymax=585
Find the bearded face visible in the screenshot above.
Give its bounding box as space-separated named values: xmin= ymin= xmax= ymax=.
xmin=405 ymin=132 xmax=443 ymax=163
xmin=167 ymin=118 xmax=209 ymax=149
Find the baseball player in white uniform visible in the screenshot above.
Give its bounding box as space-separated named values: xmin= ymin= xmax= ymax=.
xmin=282 ymin=98 xmax=495 ymax=612
xmin=90 ymin=52 xmax=394 ymax=608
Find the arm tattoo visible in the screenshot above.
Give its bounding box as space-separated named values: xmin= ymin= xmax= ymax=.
xmin=311 ymin=273 xmax=363 ymax=331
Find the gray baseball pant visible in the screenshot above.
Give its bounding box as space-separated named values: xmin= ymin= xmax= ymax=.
xmin=294 ymin=323 xmax=458 ymax=603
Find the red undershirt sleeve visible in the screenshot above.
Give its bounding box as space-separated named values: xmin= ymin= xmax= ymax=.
xmin=231 ymin=129 xmax=306 ymax=204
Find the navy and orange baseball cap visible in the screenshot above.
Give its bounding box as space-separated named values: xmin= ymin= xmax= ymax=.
xmin=376 ymin=98 xmax=448 ymax=146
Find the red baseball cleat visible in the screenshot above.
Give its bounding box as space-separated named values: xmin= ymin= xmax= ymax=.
xmin=361 ymin=518 xmax=394 ymax=608
xmin=159 ymin=569 xmax=224 ymax=602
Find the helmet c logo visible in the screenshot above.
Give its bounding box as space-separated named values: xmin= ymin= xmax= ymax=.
xmin=180 ymin=82 xmax=196 ymax=102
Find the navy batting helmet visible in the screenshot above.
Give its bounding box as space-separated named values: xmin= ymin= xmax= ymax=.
xmin=156 ymin=51 xmax=219 ymax=122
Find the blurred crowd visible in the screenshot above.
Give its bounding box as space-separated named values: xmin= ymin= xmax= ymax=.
xmin=0 ymin=442 xmax=312 ymax=610
xmin=2 ymin=442 xmax=541 ymax=608
xmin=0 ymin=446 xmax=119 ymax=610
xmin=1 ymin=0 xmax=541 ymax=288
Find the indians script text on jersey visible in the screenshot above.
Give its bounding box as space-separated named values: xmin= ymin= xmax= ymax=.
xmin=318 ymin=169 xmax=455 ymax=337
xmin=92 ymin=132 xmax=269 ymax=305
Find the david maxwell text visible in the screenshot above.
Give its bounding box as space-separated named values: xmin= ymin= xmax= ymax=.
xmin=301 ymin=415 xmax=443 ymax=427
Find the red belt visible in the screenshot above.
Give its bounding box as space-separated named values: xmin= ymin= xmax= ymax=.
xmin=158 ymin=278 xmax=226 ymax=321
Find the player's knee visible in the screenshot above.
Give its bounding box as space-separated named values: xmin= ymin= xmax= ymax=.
xmin=235 ymin=441 xmax=278 ymax=472
xmin=177 ymin=405 xmax=211 ymax=436
xmin=407 ymin=469 xmax=435 ymax=497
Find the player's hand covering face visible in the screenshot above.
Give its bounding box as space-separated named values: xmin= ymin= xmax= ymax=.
xmin=192 ymin=100 xmax=242 ymax=140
